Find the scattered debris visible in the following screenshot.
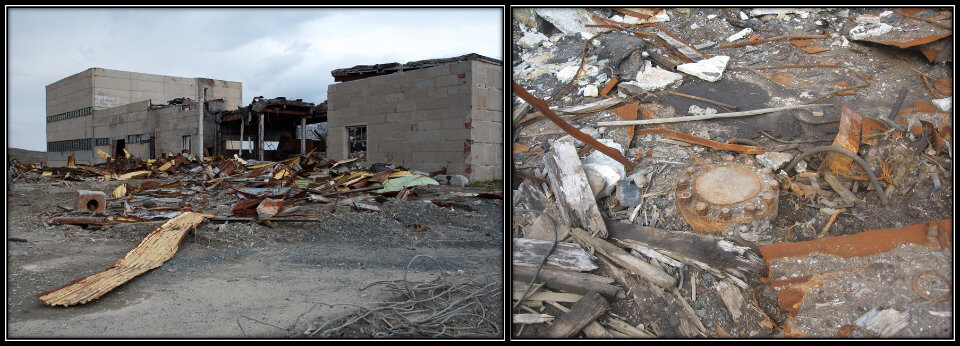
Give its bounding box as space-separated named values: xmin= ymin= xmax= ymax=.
xmin=514 ymin=6 xmax=952 ymax=339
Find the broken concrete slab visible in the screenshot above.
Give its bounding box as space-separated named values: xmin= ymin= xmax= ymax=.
xmin=632 ymin=65 xmax=684 ymax=91
xmin=676 ymin=55 xmax=730 ymax=82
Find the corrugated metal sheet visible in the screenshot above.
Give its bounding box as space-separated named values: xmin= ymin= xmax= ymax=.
xmin=37 ymin=212 xmax=209 ymax=307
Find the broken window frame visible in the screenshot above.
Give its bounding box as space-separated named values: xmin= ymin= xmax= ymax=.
xmin=346 ymin=125 xmax=367 ymax=157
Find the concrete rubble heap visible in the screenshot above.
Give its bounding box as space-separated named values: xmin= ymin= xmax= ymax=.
xmin=512 ymin=7 xmax=953 ymax=339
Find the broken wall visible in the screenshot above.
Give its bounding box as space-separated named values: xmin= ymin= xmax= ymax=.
xmin=153 ymin=102 xmax=206 ymax=156
xmin=328 ymin=60 xmax=503 ymax=181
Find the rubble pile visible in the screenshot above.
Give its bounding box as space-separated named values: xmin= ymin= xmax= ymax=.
xmin=512 ymin=7 xmax=952 ymax=339
xmin=12 ymin=147 xmax=503 ymax=311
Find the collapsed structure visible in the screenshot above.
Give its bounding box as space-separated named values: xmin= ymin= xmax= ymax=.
xmin=44 ymin=53 xmax=505 ymax=183
xmin=44 ymin=68 xmax=242 ymax=166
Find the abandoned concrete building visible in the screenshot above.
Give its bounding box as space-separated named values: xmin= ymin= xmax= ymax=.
xmin=327 ymin=53 xmax=504 ymax=182
xmin=44 ymin=68 xmax=242 ymax=166
xmin=44 ymin=55 xmax=504 ymax=182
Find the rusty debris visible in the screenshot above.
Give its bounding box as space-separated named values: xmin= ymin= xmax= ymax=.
xmin=514 ymin=7 xmax=952 ymax=339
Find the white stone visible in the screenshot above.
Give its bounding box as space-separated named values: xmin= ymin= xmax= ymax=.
xmin=632 ymin=66 xmax=684 ymax=91
xmin=727 ymin=28 xmax=753 ymax=42
xmin=557 ymin=65 xmax=580 ymax=83
xmin=707 ymin=14 xmax=717 ymax=19
xmin=535 ymin=8 xmax=604 ymax=36
xmin=850 ymin=22 xmax=894 ymax=40
xmin=676 ymin=55 xmax=730 ymax=82
xmin=688 ymin=104 xmax=705 ymax=116
xmin=518 ymin=31 xmax=549 ymax=50
xmin=583 ymin=84 xmax=599 ymax=97
xmin=932 ymin=97 xmax=952 ymax=112
xmin=581 ymin=139 xmax=626 ymax=199
xmin=756 ymin=152 xmax=795 ymax=171
xmin=690 ymin=22 xmax=700 ymax=30
xmin=739 ymin=11 xmax=748 ymax=20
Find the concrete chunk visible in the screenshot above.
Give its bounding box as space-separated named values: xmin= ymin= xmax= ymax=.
xmin=677 ymin=55 xmax=730 ymax=82
xmin=756 ymin=152 xmax=794 ymax=171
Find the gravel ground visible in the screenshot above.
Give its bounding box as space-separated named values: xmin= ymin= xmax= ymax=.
xmin=6 ymin=179 xmax=504 ymax=339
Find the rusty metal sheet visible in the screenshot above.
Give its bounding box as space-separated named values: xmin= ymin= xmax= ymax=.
xmin=824 ymin=106 xmax=864 ymax=178
xmin=849 ymin=9 xmax=952 ymax=63
xmin=38 ymin=212 xmax=209 ymax=306
xmin=610 ymin=102 xmax=639 ymax=148
xmin=257 ymin=198 xmax=284 ymax=219
xmin=759 ymin=219 xmax=952 ymax=264
xmin=232 ymin=198 xmax=263 ymax=217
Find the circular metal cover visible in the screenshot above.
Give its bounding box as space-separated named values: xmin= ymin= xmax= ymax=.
xmin=694 ymin=166 xmax=761 ymax=205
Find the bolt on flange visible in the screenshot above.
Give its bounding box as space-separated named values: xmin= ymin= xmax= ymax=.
xmin=675 ymin=155 xmax=780 ymax=233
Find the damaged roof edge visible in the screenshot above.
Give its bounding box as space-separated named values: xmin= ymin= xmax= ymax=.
xmin=331 ymin=53 xmax=502 ymax=81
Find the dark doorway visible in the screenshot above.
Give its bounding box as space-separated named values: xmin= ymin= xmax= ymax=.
xmin=113 ymin=139 xmax=126 ymax=157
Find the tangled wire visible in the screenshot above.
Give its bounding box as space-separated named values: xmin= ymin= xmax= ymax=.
xmin=305 ymin=255 xmax=502 ymax=338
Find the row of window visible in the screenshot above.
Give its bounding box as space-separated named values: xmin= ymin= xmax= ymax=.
xmin=95 ymin=137 xmax=111 ymax=146
xmin=128 ymin=133 xmax=150 ymax=144
xmin=47 ymin=107 xmax=93 ymax=123
xmin=48 ymin=138 xmax=93 ymax=152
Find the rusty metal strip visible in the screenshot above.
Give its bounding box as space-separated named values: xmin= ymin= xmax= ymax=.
xmin=634 ymin=128 xmax=765 ymax=154
xmin=512 ymin=82 xmax=636 ymax=169
xmin=759 ymin=219 xmax=952 ymax=265
xmin=716 ymin=34 xmax=829 ymax=49
xmin=38 ymin=212 xmax=210 ymax=306
xmin=599 ymin=76 xmax=619 ymax=98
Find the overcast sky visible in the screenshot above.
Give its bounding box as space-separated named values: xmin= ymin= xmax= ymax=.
xmin=6 ymin=6 xmax=503 ymax=151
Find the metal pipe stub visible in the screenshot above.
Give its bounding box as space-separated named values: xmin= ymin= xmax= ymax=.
xmin=676 ymin=156 xmax=780 ymax=233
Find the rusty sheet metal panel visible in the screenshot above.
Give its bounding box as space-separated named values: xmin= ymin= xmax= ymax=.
xmin=37 ymin=212 xmax=209 ymax=307
xmin=824 ymin=106 xmax=864 ymax=179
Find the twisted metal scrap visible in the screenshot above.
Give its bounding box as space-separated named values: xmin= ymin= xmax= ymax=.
xmin=307 ymin=255 xmax=502 ymax=338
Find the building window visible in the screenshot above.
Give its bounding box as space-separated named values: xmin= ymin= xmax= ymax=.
xmin=47 ymin=106 xmax=93 ymax=123
xmin=182 ymin=135 xmax=191 ymax=152
xmin=96 ymin=138 xmax=110 ymax=146
xmin=347 ymin=125 xmax=367 ymax=157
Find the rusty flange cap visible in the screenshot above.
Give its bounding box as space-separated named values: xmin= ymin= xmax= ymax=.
xmin=676 ymin=156 xmax=779 ymax=233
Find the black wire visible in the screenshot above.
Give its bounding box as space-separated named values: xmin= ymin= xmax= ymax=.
xmin=512 ymin=209 xmax=559 ymax=311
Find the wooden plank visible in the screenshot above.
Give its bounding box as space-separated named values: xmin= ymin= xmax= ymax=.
xmin=543 ymin=140 xmax=608 ymax=238
xmin=513 ymin=265 xmax=623 ymax=300
xmin=606 ymin=221 xmax=766 ymax=286
xmin=38 ymin=212 xmax=209 ymax=306
xmin=604 ymin=317 xmax=654 ymax=338
xmin=567 ymin=226 xmax=677 ymax=289
xmin=513 ymin=238 xmax=598 ymax=272
xmin=544 ymin=292 xmax=610 ymax=338
xmin=513 ymin=313 xmax=555 ymax=325
xmin=512 ymin=290 xmax=584 ymax=303
xmin=582 ymin=321 xmax=616 ymax=338
xmin=821 ymin=171 xmax=860 ymax=205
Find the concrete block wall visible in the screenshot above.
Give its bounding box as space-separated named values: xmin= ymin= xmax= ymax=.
xmin=468 ymin=60 xmax=504 ymax=182
xmin=327 ymin=61 xmax=475 ymax=175
xmin=46 ymin=69 xmax=93 ymax=117
xmin=154 ymin=106 xmax=202 ymax=156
